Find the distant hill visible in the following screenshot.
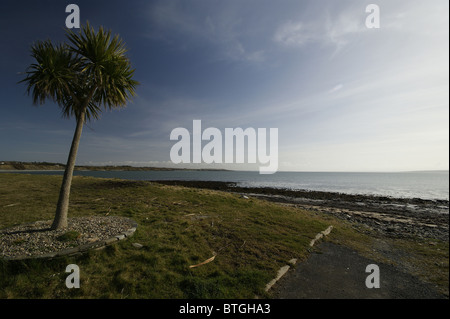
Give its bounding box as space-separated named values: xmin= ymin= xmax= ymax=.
xmin=0 ymin=161 xmax=228 ymax=171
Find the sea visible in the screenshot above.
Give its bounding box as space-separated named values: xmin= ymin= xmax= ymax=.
xmin=2 ymin=170 xmax=448 ymax=201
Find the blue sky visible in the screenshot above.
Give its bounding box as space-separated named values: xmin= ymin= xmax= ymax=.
xmin=0 ymin=0 xmax=448 ymax=172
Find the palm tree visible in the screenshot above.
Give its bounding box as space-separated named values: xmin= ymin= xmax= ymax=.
xmin=20 ymin=22 xmax=139 ymax=230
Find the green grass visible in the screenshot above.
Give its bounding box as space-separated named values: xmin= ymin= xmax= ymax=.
xmin=0 ymin=173 xmax=447 ymax=298
xmin=0 ymin=173 xmax=340 ymax=298
xmin=57 ymin=231 xmax=81 ymax=242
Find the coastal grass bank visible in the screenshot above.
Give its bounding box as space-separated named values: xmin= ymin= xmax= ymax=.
xmin=0 ymin=173 xmax=447 ymax=298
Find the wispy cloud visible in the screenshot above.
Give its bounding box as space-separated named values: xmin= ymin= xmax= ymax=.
xmin=146 ymin=1 xmax=266 ymax=63
xmin=273 ymin=21 xmax=312 ymax=47
xmin=328 ymin=84 xmax=344 ymax=94
xmin=273 ymin=5 xmax=367 ymax=53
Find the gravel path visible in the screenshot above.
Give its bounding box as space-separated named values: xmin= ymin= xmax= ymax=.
xmin=0 ymin=216 xmax=135 ymax=259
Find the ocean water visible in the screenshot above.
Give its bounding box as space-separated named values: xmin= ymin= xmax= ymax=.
xmin=4 ymin=170 xmax=449 ymax=201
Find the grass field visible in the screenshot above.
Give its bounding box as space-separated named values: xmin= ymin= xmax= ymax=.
xmin=0 ymin=173 xmax=447 ymax=298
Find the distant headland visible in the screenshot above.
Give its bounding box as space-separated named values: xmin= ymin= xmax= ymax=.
xmin=0 ymin=161 xmax=228 ymax=172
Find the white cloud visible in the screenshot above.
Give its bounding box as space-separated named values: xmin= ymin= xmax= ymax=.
xmin=139 ymin=0 xmax=449 ymax=171
xmin=327 ymin=84 xmax=344 ymax=94
xmin=273 ymin=21 xmax=311 ymax=46
xmin=147 ymin=1 xmax=265 ymax=63
xmin=273 ymin=6 xmax=367 ymax=51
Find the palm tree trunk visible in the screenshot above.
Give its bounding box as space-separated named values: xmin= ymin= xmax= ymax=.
xmin=51 ymin=107 xmax=87 ymax=230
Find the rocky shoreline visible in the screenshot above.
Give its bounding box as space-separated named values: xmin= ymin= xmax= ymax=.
xmin=153 ymin=180 xmax=449 ymax=242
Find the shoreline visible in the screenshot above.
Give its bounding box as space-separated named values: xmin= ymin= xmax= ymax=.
xmin=1 ymin=171 xmax=448 ymax=241
xmin=153 ymin=180 xmax=449 ymax=242
xmin=1 ymin=173 xmax=448 ymax=298
xmin=1 ymin=170 xmax=448 ymax=202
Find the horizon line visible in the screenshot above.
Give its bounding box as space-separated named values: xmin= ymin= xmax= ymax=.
xmin=0 ymin=160 xmax=448 ymax=174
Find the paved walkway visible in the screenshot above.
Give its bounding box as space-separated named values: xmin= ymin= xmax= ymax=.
xmin=272 ymin=242 xmax=446 ymax=299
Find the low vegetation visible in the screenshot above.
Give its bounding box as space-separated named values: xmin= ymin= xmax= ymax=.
xmin=0 ymin=173 xmax=447 ymax=298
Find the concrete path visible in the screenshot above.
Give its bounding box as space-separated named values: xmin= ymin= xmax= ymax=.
xmin=271 ymin=242 xmax=446 ymax=299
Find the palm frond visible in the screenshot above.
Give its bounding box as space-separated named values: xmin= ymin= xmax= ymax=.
xmin=19 ymin=41 xmax=81 ymax=106
xmin=66 ymin=22 xmax=139 ymax=112
xmin=20 ymin=22 xmax=139 ymax=122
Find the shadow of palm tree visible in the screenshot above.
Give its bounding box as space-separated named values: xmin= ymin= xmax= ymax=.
xmin=2 ymin=226 xmax=53 ymax=236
